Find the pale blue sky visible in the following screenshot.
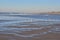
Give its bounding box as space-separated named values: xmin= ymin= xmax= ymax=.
xmin=0 ymin=0 xmax=60 ymax=13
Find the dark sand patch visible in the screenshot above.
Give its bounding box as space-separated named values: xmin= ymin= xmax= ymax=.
xmin=0 ymin=34 xmax=32 ymax=40
xmin=32 ymin=33 xmax=60 ymax=40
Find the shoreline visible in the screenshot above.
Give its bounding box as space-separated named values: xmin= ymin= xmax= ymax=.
xmin=0 ymin=23 xmax=60 ymax=40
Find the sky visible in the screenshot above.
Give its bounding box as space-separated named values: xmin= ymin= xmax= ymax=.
xmin=0 ymin=0 xmax=60 ymax=13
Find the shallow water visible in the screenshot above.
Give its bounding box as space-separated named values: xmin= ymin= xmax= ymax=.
xmin=0 ymin=13 xmax=60 ymax=40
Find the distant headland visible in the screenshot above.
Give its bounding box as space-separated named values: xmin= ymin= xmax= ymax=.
xmin=47 ymin=11 xmax=60 ymax=14
xmin=37 ymin=11 xmax=60 ymax=14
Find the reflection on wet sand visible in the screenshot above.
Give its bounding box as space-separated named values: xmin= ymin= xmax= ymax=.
xmin=0 ymin=24 xmax=60 ymax=40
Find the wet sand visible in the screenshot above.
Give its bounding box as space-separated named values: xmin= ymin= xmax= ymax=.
xmin=0 ymin=24 xmax=60 ymax=40
xmin=0 ymin=33 xmax=60 ymax=40
xmin=32 ymin=33 xmax=60 ymax=40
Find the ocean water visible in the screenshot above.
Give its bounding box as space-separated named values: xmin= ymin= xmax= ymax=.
xmin=0 ymin=13 xmax=60 ymax=40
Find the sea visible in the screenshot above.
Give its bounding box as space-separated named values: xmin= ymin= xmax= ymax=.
xmin=0 ymin=12 xmax=60 ymax=40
